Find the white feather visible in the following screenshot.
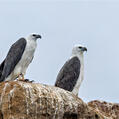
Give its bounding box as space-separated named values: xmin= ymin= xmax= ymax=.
xmin=72 ymin=54 xmax=84 ymax=96
xmin=5 ymin=37 xmax=37 ymax=81
xmin=71 ymin=46 xmax=85 ymax=96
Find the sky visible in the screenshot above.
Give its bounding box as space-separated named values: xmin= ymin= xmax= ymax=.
xmin=0 ymin=0 xmax=119 ymax=103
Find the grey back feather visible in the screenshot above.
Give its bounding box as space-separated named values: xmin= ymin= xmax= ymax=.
xmin=0 ymin=38 xmax=26 ymax=82
xmin=0 ymin=60 xmax=5 ymax=78
xmin=55 ymin=57 xmax=81 ymax=92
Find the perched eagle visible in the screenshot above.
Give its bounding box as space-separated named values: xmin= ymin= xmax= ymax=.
xmin=0 ymin=33 xmax=41 ymax=82
xmin=55 ymin=45 xmax=87 ymax=96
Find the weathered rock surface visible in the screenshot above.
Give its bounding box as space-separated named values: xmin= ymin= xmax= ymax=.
xmin=0 ymin=81 xmax=117 ymax=119
xmin=88 ymin=100 xmax=119 ymax=119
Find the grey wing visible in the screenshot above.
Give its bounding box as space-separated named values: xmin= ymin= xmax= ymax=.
xmin=55 ymin=57 xmax=81 ymax=92
xmin=0 ymin=38 xmax=27 ymax=82
xmin=0 ymin=60 xmax=5 ymax=78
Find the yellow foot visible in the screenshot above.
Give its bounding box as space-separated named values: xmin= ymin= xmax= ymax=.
xmin=18 ymin=74 xmax=25 ymax=81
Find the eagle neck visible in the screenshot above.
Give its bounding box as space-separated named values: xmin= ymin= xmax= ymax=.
xmin=71 ymin=53 xmax=84 ymax=63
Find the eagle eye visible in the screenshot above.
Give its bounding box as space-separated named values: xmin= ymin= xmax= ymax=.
xmin=78 ymin=46 xmax=82 ymax=49
xmin=32 ymin=34 xmax=36 ymax=37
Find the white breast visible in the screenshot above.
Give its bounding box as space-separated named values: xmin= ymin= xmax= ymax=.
xmin=6 ymin=39 xmax=37 ymax=81
xmin=72 ymin=54 xmax=84 ymax=96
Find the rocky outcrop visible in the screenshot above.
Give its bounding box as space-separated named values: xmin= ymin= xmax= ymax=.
xmin=88 ymin=100 xmax=119 ymax=119
xmin=0 ymin=81 xmax=118 ymax=119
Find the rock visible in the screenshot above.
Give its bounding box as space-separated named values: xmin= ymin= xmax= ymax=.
xmin=0 ymin=81 xmax=115 ymax=119
xmin=88 ymin=100 xmax=119 ymax=119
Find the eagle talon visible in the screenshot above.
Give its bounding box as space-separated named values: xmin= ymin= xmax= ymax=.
xmin=18 ymin=74 xmax=25 ymax=81
xmin=24 ymin=79 xmax=34 ymax=83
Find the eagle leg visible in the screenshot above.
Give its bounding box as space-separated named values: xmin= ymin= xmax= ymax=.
xmin=18 ymin=74 xmax=25 ymax=81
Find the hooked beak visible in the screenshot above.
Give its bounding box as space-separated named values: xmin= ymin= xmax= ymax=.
xmin=36 ymin=35 xmax=42 ymax=39
xmin=81 ymin=47 xmax=87 ymax=52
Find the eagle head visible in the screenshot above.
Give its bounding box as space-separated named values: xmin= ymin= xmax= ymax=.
xmin=27 ymin=33 xmax=42 ymax=41
xmin=72 ymin=45 xmax=87 ymax=55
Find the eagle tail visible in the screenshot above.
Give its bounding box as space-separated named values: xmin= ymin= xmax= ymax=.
xmin=0 ymin=60 xmax=5 ymax=82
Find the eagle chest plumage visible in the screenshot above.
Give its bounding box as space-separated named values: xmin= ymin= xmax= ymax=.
xmin=6 ymin=39 xmax=37 ymax=81
xmin=15 ymin=40 xmax=36 ymax=72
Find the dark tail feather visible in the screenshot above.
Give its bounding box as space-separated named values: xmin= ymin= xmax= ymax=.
xmin=0 ymin=60 xmax=5 ymax=82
